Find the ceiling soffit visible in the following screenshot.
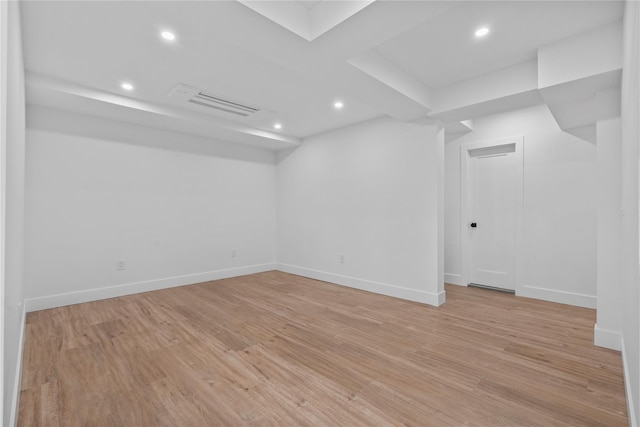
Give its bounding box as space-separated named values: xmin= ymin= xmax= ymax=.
xmin=237 ymin=0 xmax=376 ymax=41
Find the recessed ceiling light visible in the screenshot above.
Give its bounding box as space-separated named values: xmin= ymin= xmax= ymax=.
xmin=333 ymin=101 xmax=344 ymax=109
xmin=274 ymin=123 xmax=282 ymax=130
xmin=121 ymin=82 xmax=134 ymax=91
xmin=475 ymin=27 xmax=490 ymax=38
xmin=161 ymin=31 xmax=176 ymax=41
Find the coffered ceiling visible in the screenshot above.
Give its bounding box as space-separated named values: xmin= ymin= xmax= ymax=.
xmin=20 ymin=0 xmax=624 ymax=149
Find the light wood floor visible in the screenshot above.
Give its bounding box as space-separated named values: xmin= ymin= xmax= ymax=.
xmin=19 ymin=271 xmax=627 ymax=426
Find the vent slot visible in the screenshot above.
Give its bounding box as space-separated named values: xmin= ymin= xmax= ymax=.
xmin=189 ymin=92 xmax=260 ymax=117
xmin=167 ymin=84 xmax=261 ymax=118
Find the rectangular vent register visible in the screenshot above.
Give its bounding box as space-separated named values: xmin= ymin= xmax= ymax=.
xmin=167 ymin=84 xmax=261 ymax=118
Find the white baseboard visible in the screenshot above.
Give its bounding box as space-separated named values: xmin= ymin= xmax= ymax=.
xmin=593 ymin=324 xmax=622 ymax=351
xmin=276 ymin=263 xmax=445 ymax=306
xmin=9 ymin=305 xmax=26 ymax=427
xmin=517 ymin=285 xmax=596 ymax=309
xmin=444 ymin=273 xmax=466 ymax=286
xmin=621 ymin=337 xmax=638 ymax=427
xmin=24 ymin=263 xmax=277 ymax=312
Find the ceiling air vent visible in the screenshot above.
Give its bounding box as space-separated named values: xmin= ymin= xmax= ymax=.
xmin=167 ymin=84 xmax=261 ymax=118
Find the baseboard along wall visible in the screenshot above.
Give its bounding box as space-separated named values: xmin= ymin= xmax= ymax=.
xmin=594 ymin=324 xmax=623 ymax=351
xmin=276 ymin=263 xmax=445 ymax=306
xmin=517 ymin=285 xmax=596 ymax=309
xmin=9 ymin=306 xmax=26 ymax=427
xmin=24 ymin=263 xmax=277 ymax=312
xmin=444 ymin=273 xmax=466 ymax=286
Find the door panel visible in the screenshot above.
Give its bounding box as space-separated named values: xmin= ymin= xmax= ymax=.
xmin=469 ymin=150 xmax=516 ymax=290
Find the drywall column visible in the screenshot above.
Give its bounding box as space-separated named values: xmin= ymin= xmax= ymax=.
xmin=0 ymin=2 xmax=6 ymax=420
xmin=595 ymin=109 xmax=622 ymax=350
xmin=620 ymin=0 xmax=640 ymax=424
xmin=2 ymin=1 xmax=26 ymax=425
xmin=436 ymin=126 xmax=445 ymax=303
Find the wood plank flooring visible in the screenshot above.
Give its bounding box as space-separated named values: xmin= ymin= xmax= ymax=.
xmin=18 ymin=271 xmax=627 ymax=426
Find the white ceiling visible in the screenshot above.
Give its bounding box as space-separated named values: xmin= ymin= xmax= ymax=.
xmin=295 ymin=0 xmax=324 ymax=11
xmin=375 ymin=1 xmax=623 ymax=89
xmin=20 ymin=0 xmax=624 ymax=147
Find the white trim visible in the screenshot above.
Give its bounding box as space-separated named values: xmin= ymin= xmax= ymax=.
xmin=444 ymin=273 xmax=466 ymax=286
xmin=8 ymin=305 xmax=24 ymax=427
xmin=24 ymin=263 xmax=276 ymax=312
xmin=277 ymin=263 xmax=445 ymax=306
xmin=459 ymin=136 xmax=524 ymax=292
xmin=620 ymin=337 xmax=637 ymax=427
xmin=593 ymin=323 xmax=622 ymax=350
xmin=517 ymin=285 xmax=596 ymax=309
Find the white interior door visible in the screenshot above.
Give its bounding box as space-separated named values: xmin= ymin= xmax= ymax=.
xmin=469 ymin=144 xmax=516 ymax=291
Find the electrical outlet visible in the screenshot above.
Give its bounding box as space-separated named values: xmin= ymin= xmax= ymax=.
xmin=339 ymin=254 xmax=345 ymax=264
xmin=117 ymin=259 xmax=126 ymax=270
xmin=231 ymin=248 xmax=237 ymax=258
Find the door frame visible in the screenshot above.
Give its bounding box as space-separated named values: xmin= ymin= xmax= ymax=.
xmin=459 ymin=136 xmax=524 ymax=294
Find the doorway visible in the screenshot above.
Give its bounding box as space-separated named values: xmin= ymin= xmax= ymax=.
xmin=460 ymin=136 xmax=523 ymax=293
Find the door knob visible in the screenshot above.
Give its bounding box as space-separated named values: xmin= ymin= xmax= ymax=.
xmin=470 ymin=222 xmax=477 ymax=228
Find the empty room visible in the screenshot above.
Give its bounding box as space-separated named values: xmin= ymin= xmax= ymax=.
xmin=2 ymin=0 xmax=639 ymax=425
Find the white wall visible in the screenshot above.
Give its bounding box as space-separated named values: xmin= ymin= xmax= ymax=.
xmin=445 ymin=104 xmax=598 ymax=308
xmin=2 ymin=2 xmax=26 ymax=425
xmin=620 ymin=0 xmax=640 ymax=424
xmin=24 ymin=107 xmax=277 ymax=310
xmin=277 ymin=117 xmax=444 ymax=306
